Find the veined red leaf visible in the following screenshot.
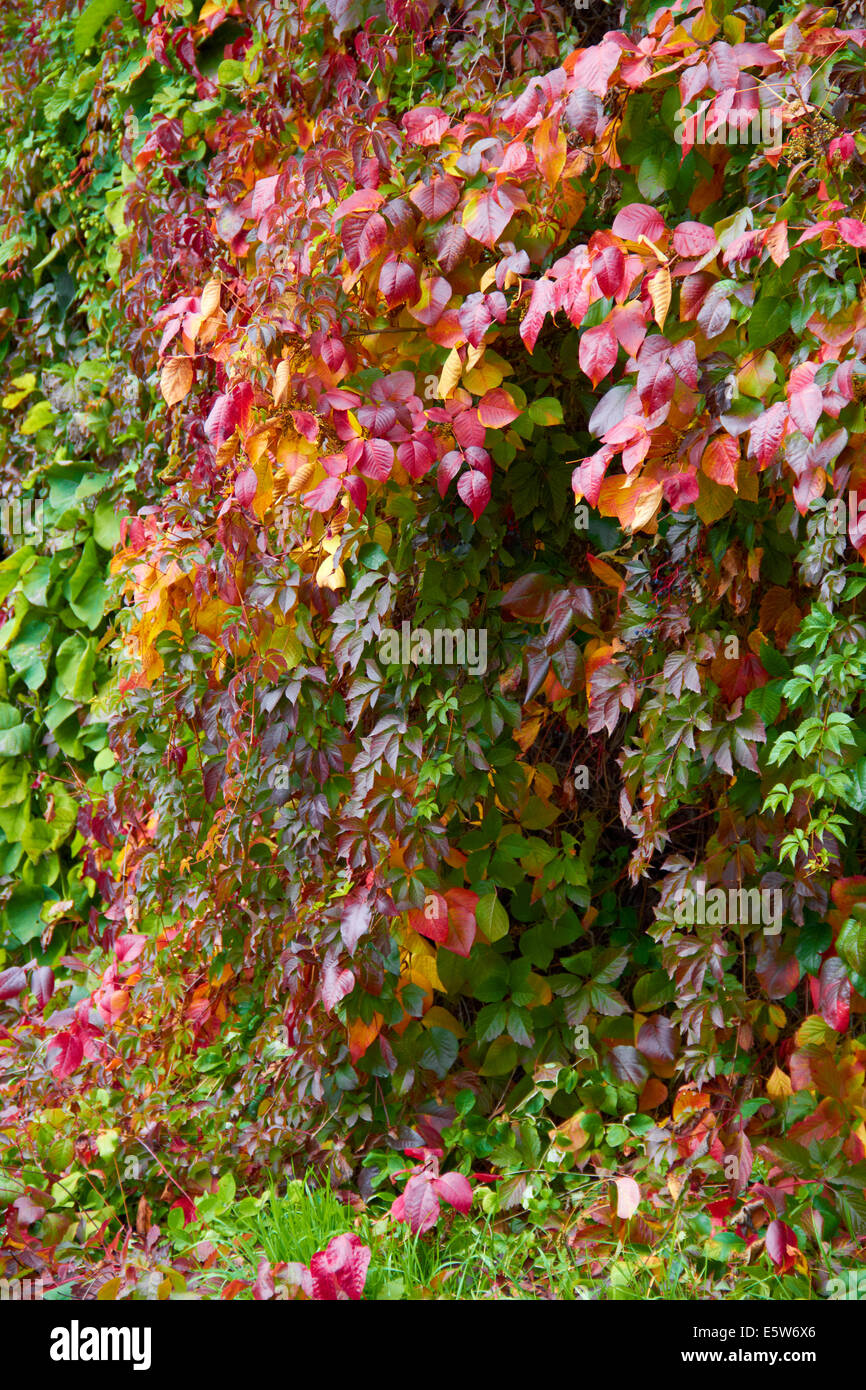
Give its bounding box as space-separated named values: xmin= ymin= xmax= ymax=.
xmin=379 ymin=259 xmax=420 ymax=307
xmin=457 ymin=469 xmax=491 ymax=522
xmin=673 ymin=221 xmax=718 ymax=257
xmin=765 ymin=1219 xmax=798 ymax=1273
xmin=409 ymin=176 xmax=460 ymax=220
xmin=477 ymin=387 xmax=519 ymax=427
xmin=432 ymin=1172 xmax=473 ymax=1215
xmin=579 ymin=323 xmax=618 ymax=388
xmin=409 ymin=891 xmax=450 ymax=944
xmin=402 ymin=105 xmax=449 ymax=145
xmin=612 ymin=203 xmax=666 ymax=245
xmin=48 ymin=1030 xmax=83 ymax=1080
xmin=748 ymin=402 xmax=787 ymax=468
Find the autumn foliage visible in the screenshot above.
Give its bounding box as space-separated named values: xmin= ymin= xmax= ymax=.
xmin=2 ymin=0 xmax=866 ymax=1292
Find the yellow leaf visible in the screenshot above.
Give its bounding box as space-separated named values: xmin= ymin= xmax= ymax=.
xmin=437 ymin=348 xmax=463 ymax=401
xmin=463 ymin=354 xmax=507 ymax=395
xmin=2 ymin=373 xmax=36 ymax=409
xmin=514 ymin=715 xmax=542 ymax=755
xmin=200 ymin=278 xmax=221 ymax=318
xmin=598 ymin=475 xmax=663 ymax=532
xmin=373 ymin=520 xmax=392 ymax=552
xmin=160 ymin=357 xmax=193 ymax=407
xmin=766 ymin=1066 xmax=793 ymax=1099
xmin=695 ymin=470 xmax=735 ymax=525
xmin=533 ymin=116 xmax=567 ymax=188
xmin=273 ymin=359 xmax=292 ymax=407
xmin=422 ymin=1006 xmax=464 ymax=1038
xmin=648 ymin=266 xmax=671 ymax=330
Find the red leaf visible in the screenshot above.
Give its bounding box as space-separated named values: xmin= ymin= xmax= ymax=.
xmin=322 ymin=953 xmax=355 ymax=1012
xmin=341 ymin=900 xmax=371 ymax=954
xmin=748 ymin=402 xmax=787 ymax=468
xmin=402 ymin=105 xmax=450 ymax=145
xmin=432 ymin=1171 xmax=473 ymax=1215
xmin=831 ymin=877 xmax=866 ymax=914
xmin=636 ymin=1015 xmax=677 ymax=1062
xmin=401 ymin=1174 xmax=440 ymax=1234
xmin=309 ymin=1233 xmax=371 ymax=1300
xmin=379 ymin=258 xmax=420 ymax=308
xmin=477 ymin=387 xmax=519 ymax=427
xmin=612 ymin=203 xmax=666 ymax=244
xmin=409 ymin=176 xmax=460 ymax=220
xmin=788 ymin=382 xmax=823 ymax=440
xmin=457 ymin=469 xmax=491 ymax=522
xmin=673 ymin=221 xmax=718 ymax=257
xmin=32 ymin=966 xmax=54 ymax=1008
xmin=593 ymin=244 xmax=625 ymax=297
xmin=303 ymin=477 xmax=343 ymax=511
xmin=0 ymin=966 xmax=27 ymax=1001
xmin=701 ymin=433 xmax=739 ymax=488
xmin=463 ymin=191 xmax=514 ymax=249
xmin=819 ymin=956 xmax=851 ymax=1032
xmin=48 ymin=1030 xmax=83 ymax=1080
xmin=837 ymin=217 xmax=866 ymax=248
xmin=234 ymin=468 xmax=258 ymax=506
xmin=437 ymin=450 xmax=463 ymax=498
xmin=409 ymin=892 xmax=450 ymax=944
xmin=765 ymin=1219 xmax=798 ymax=1273
xmin=579 ymin=322 xmax=618 ymax=388
xmin=116 ymin=933 xmax=147 ymax=964
xmin=443 ymin=887 xmax=478 ymax=956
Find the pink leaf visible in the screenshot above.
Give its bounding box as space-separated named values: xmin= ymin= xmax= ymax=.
xmin=48 ymin=1030 xmax=83 ymax=1080
xmin=612 ymin=203 xmax=666 ymax=244
xmin=402 ymin=1174 xmax=441 ymax=1234
xmin=765 ymin=1219 xmax=798 ymax=1272
xmin=593 ymin=244 xmax=625 ymax=297
xmin=409 ymin=177 xmax=460 ymax=220
xmin=379 ymin=259 xmax=420 ymax=308
xmin=0 ymin=966 xmax=27 ymax=1001
xmin=819 ymin=955 xmax=851 ymax=1032
xmin=309 ymin=1233 xmax=371 ymax=1300
xmin=673 ymin=221 xmax=718 ymax=257
xmin=234 ymin=468 xmax=258 ymax=507
xmin=432 ymin=1171 xmax=473 ymax=1215
xmin=341 ymin=899 xmax=371 ymax=954
xmin=579 ymin=323 xmax=618 ymax=388
xmin=477 ymin=388 xmax=520 ymax=428
xmin=615 ymin=1175 xmax=641 ymax=1219
xmin=748 ymin=402 xmax=787 ymax=468
xmin=115 ymin=933 xmax=147 ymax=964
xmin=837 ymin=217 xmax=866 ymax=248
xmin=322 ymin=952 xmax=355 ymax=1012
xmin=31 ymin=966 xmax=54 ymax=1008
xmin=402 ymin=106 xmax=449 ymax=146
xmin=437 ymin=450 xmax=463 ymax=498
xmin=457 ymin=469 xmax=491 ymax=522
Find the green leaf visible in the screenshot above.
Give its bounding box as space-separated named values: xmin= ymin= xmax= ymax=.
xmin=475 ymin=891 xmax=509 ymax=942
xmin=0 ymin=704 xmax=30 ymax=757
xmin=748 ymin=296 xmax=790 ymax=351
xmin=55 ymin=634 xmax=96 ymax=702
xmin=528 ymin=397 xmax=564 ymax=427
xmin=418 ymin=1026 xmax=458 ymax=1078
xmin=92 ymin=500 xmax=124 ymax=551
xmin=837 ymin=916 xmax=866 ymax=976
xmin=20 ymin=400 xmax=54 ymax=434
xmin=74 ymin=0 xmax=127 ymax=53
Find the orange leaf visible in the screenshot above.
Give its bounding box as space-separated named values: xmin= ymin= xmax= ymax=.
xmin=160 ymin=357 xmax=193 ymax=406
xmin=701 ymin=434 xmax=739 ymax=490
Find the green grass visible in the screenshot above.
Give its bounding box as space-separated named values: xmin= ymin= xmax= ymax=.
xmin=164 ymin=1175 xmax=821 ymax=1301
